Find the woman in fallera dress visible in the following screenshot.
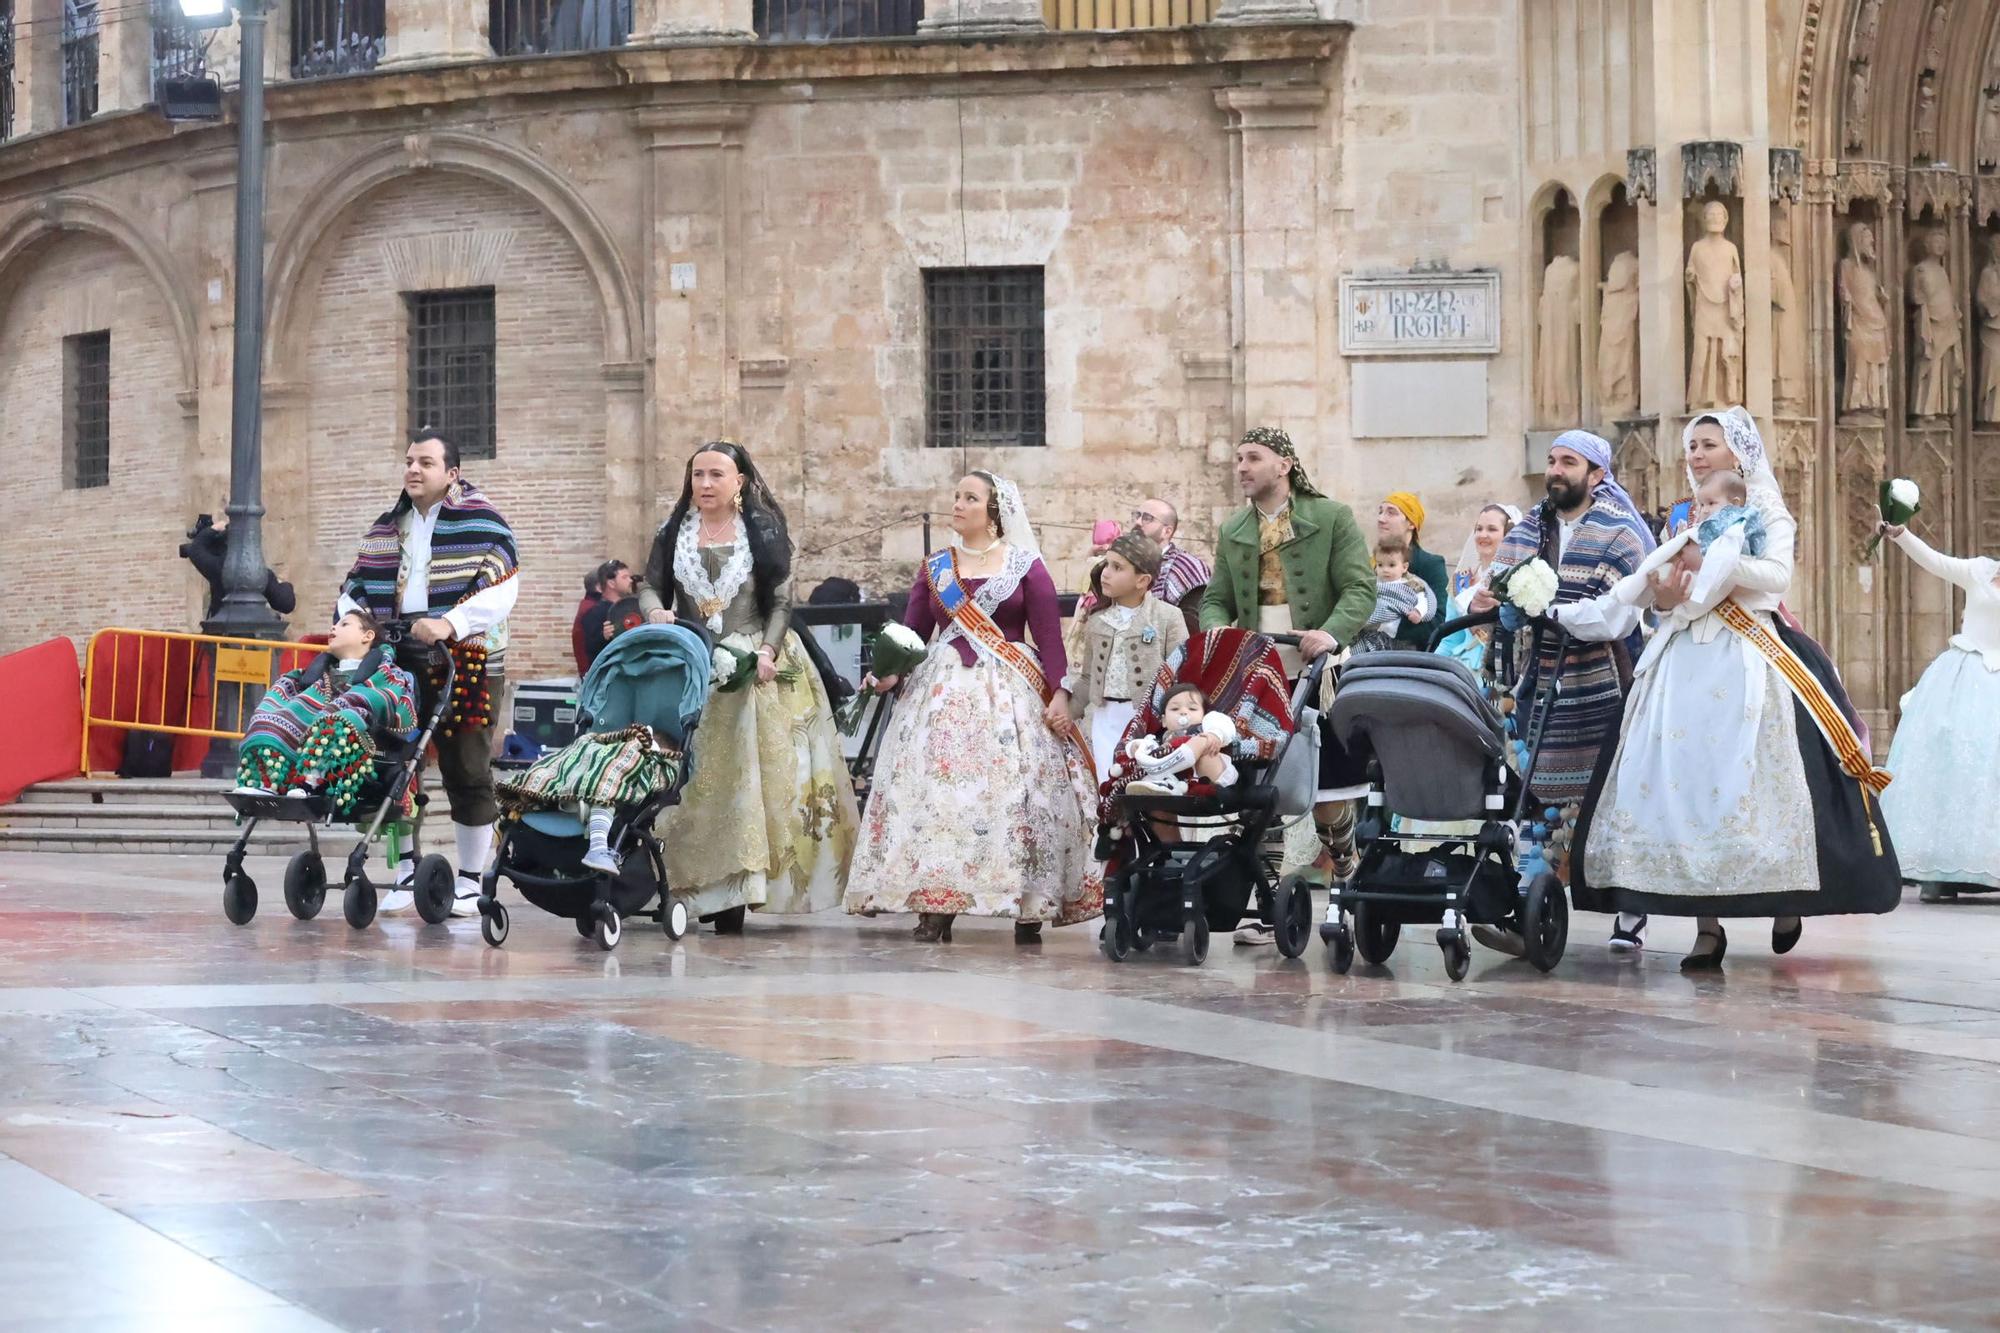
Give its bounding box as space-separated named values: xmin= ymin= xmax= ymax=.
xmin=843 ymin=472 xmax=1100 ymax=943
xmin=640 ymin=441 xmax=858 ymax=932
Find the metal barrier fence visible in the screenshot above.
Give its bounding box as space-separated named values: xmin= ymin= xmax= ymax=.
xmin=80 ymin=628 xmax=323 ymax=776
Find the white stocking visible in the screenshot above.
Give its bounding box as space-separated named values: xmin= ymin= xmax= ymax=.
xmin=453 ymin=820 xmax=494 ymax=885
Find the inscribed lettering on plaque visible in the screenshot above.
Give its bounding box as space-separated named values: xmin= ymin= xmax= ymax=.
xmin=1339 ymin=273 xmax=1501 ymax=357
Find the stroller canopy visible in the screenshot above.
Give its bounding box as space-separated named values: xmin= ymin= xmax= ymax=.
xmin=575 ymin=624 xmax=712 ymax=745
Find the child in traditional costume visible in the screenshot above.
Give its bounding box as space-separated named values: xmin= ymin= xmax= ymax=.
xmin=234 ymin=610 xmax=419 ymax=816
xmin=1062 ymin=533 xmax=1189 ymax=783
xmin=1123 ymin=683 xmax=1240 ymax=797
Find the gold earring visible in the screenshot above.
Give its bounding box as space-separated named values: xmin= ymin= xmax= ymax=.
xmin=733 ymin=491 xmax=744 ymax=512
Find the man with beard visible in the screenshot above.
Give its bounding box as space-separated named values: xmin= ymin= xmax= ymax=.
xmin=1468 ymin=430 xmax=1653 ymax=955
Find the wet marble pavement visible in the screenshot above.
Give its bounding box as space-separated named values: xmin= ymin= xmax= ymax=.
xmin=6 ymin=854 xmax=2000 ymax=1331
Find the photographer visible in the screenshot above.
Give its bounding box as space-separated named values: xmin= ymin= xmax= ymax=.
xmin=180 ymin=514 xmax=297 ymax=623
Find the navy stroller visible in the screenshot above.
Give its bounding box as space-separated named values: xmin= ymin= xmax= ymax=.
xmin=478 ymin=623 xmax=711 ymax=950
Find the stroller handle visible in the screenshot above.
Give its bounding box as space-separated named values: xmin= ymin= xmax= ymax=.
xmin=1261 ymin=632 xmax=1333 ymax=713
xmin=1426 ymin=608 xmax=1499 ymax=651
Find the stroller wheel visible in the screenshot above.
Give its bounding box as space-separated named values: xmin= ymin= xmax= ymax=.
xmin=481 ymin=901 xmax=510 ymax=948
xmin=1099 ymin=914 xmax=1133 ymax=963
xmin=1521 ymin=872 xmax=1569 ymax=973
xmin=1354 ymin=902 xmax=1401 ymax=966
xmin=594 ymin=908 xmax=623 ymax=951
xmin=574 ymin=914 xmax=595 ymax=939
xmin=1326 ymin=923 xmax=1355 ymax=974
xmin=343 ymin=877 xmax=377 ymax=930
xmin=222 ymin=872 xmax=258 ymax=926
xmin=411 ymin=854 xmax=456 ymax=926
xmin=1438 ymin=927 xmax=1472 ymax=982
xmin=1273 ymin=878 xmax=1313 ymax=959
xmin=283 ymin=853 xmax=326 ymax=920
xmin=662 ymin=897 xmax=690 ymax=941
xmin=1178 ymin=913 xmax=1210 ymax=966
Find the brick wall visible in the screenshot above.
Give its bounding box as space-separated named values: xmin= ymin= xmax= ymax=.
xmin=0 ymin=232 xmax=195 ymax=655
xmin=284 ymin=172 xmax=608 ymax=681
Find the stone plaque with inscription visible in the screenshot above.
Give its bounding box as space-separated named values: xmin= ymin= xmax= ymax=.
xmin=1339 ymin=272 xmax=1501 ymax=357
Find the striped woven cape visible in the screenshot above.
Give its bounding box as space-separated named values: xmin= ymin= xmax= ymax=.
xmin=341 ymin=480 xmax=518 ymax=646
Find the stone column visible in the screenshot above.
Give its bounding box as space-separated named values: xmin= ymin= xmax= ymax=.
xmin=916 ymin=0 xmax=1045 ymax=36
xmin=636 ymin=102 xmax=750 ymax=511
xmin=11 ymin=0 xmax=64 ymax=134
xmin=380 ymin=0 xmax=490 ymax=68
xmin=1216 ymin=83 xmax=1323 ymax=443
xmin=602 ymin=362 xmax=650 ymax=571
xmin=95 ymin=0 xmax=153 ymax=114
xmin=632 ymin=0 xmax=754 ymax=43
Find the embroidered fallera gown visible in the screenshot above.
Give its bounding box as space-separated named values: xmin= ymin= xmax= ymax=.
xmin=844 ymin=546 xmax=1101 ymax=925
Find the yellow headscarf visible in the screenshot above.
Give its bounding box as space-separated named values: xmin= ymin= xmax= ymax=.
xmin=1384 ymin=491 xmax=1426 ymax=537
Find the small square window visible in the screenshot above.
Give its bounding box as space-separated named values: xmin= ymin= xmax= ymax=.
xmin=924 ymin=267 xmax=1045 ymax=449
xmin=406 ymin=287 xmax=497 ymax=461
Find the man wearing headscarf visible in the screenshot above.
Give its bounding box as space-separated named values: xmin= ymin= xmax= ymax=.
xmin=1467 ymin=429 xmax=1652 ymax=957
xmin=1376 ymin=491 xmax=1449 ymax=648
xmin=1202 ymin=426 xmax=1376 ymax=945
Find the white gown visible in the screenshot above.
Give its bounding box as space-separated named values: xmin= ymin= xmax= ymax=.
xmin=1880 ymin=532 xmax=2000 ymax=889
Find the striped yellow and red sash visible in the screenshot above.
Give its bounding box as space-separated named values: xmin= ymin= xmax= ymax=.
xmin=1713 ymin=599 xmax=1892 ymax=796
xmin=926 ymin=549 xmax=1096 ymax=776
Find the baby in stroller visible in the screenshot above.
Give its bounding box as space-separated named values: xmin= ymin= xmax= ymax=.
xmin=234 ymin=609 xmax=418 ymax=815
xmin=1124 ymin=683 xmax=1240 ymax=798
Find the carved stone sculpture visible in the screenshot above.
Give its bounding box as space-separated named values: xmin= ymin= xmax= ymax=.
xmin=1839 ymin=221 xmax=1892 ymax=415
xmin=1685 ymin=201 xmax=1745 ymax=410
xmin=1846 ymin=63 xmax=1872 ymax=154
xmin=1855 ymin=0 xmax=1882 ymax=58
xmin=1772 ymin=210 xmax=1810 ymax=409
xmin=1535 ymin=254 xmax=1582 ymax=424
xmin=1916 ymin=73 xmax=1939 ymax=161
xmin=1980 ymin=86 xmax=2000 ymax=172
xmin=1979 ymin=236 xmax=2000 ymax=422
xmin=1909 ymin=227 xmax=1964 ymax=418
xmin=1597 ymin=251 xmax=1640 ymax=417
xmin=1923 ymin=0 xmax=1950 ymax=73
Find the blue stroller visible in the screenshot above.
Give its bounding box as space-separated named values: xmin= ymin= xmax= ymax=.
xmin=477 ymin=623 xmax=711 ymax=950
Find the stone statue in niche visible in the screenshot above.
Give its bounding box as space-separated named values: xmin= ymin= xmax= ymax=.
xmin=1856 ymin=0 xmax=1883 ymax=57
xmin=1847 ymin=62 xmax=1872 ymax=153
xmin=1772 ymin=209 xmax=1810 ymax=408
xmin=1908 ymin=227 xmax=1964 ymax=418
xmin=1978 ymin=234 xmax=2000 ymax=422
xmin=1839 ymin=221 xmax=1892 ymax=414
xmin=1536 ymin=254 xmax=1582 ymax=423
xmin=1685 ymin=201 xmax=1745 ymax=410
xmin=1981 ymin=86 xmax=2000 ymax=171
xmin=1923 ymin=0 xmax=1950 ymax=73
xmin=1597 ymin=251 xmax=1640 ymax=418
xmin=1916 ymin=73 xmax=1940 ymax=160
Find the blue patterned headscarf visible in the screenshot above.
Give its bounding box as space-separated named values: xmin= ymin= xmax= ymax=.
xmin=1550 ymin=429 xmax=1657 ymax=554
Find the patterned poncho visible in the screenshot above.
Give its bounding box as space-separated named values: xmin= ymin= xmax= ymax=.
xmin=238 ymin=657 xmax=419 ymax=817
xmin=1491 ymin=491 xmax=1650 ymax=806
xmin=341 ymin=480 xmax=518 ymax=662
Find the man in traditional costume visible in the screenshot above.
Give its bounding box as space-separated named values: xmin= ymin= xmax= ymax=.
xmin=1469 ymin=429 xmax=1653 ymax=955
xmin=1201 ymin=426 xmax=1376 ymax=945
xmin=337 ymin=429 xmax=520 ymax=917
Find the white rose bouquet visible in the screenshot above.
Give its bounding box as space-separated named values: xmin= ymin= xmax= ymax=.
xmin=837 ymin=623 xmax=929 ymax=734
xmin=1863 ymin=478 xmax=1920 ymax=559
xmin=1491 ymin=556 xmax=1561 ymax=619
xmin=710 ymin=634 xmax=760 ymax=693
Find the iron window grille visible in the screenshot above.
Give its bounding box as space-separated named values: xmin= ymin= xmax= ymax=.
xmin=291 ymin=0 xmax=384 ymax=78
xmin=490 ymin=0 xmax=631 ymax=56
xmin=62 ymin=0 xmax=98 ymax=126
xmin=64 ymin=331 xmax=112 ymax=491
xmin=1 ymin=2 xmax=15 ymax=142
xmin=407 ymin=288 xmax=498 ymax=462
xmin=753 ymin=0 xmax=921 ymax=41
xmin=924 ymin=267 xmax=1046 ymax=450
xmin=151 ymin=0 xmax=207 ymax=92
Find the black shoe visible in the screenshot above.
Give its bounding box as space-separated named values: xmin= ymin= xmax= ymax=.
xmin=1919 ymin=883 xmax=1957 ymax=904
xmin=1014 ymin=921 xmax=1043 ymax=945
xmin=1680 ymin=926 xmax=1728 ymax=972
xmin=1608 ymin=915 xmax=1647 ymax=953
xmin=1772 ymin=917 xmax=1802 ymax=955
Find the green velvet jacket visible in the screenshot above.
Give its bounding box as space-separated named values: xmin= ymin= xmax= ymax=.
xmin=1198 ymin=494 xmax=1377 ymax=650
xmin=1393 ymin=541 xmax=1451 ymax=649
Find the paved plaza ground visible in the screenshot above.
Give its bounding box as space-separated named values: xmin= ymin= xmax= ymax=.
xmin=4 ymin=851 xmax=2000 ymax=1330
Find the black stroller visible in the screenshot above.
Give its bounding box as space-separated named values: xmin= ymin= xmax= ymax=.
xmin=220 ymin=621 xmax=463 ymax=930
xmin=477 ymin=623 xmax=711 ymax=951
xmin=1320 ymin=609 xmax=1574 ymax=981
xmin=1097 ymin=629 xmax=1331 ymax=966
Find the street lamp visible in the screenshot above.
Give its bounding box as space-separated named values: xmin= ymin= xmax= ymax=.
xmin=179 ymin=0 xmax=285 ymax=645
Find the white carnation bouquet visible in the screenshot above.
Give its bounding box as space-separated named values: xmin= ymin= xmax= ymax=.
xmin=710 ymin=632 xmax=802 ymax=693
xmin=836 ymin=623 xmax=929 ymax=734
xmin=1490 ymin=556 xmax=1561 ymax=618
xmin=1863 ymin=478 xmax=1920 ymax=559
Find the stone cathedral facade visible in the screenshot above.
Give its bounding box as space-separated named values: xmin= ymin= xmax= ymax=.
xmin=0 ymin=0 xmax=1991 ymax=748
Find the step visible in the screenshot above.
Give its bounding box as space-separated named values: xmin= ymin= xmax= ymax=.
xmin=0 ymin=802 xmax=264 ymax=831
xmin=0 ymin=825 xmax=365 ymax=855
xmin=19 ymin=776 xmax=444 ymax=807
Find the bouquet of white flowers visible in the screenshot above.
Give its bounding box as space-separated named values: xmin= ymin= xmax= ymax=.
xmin=836 ymin=623 xmax=929 ymax=735
xmin=710 ymin=634 xmax=760 ymax=693
xmin=1863 ymin=478 xmax=1920 ymax=559
xmin=1491 ymin=556 xmax=1561 ymax=618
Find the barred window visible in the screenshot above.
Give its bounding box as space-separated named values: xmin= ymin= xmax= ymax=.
xmin=291 ymin=0 xmax=385 ymax=79
xmin=2 ymin=1 xmax=16 ymax=143
xmin=62 ymin=0 xmax=99 ymax=127
xmin=924 ymin=267 xmax=1045 ymax=450
xmin=406 ymin=288 xmax=497 ymax=461
xmin=64 ymin=331 xmax=111 ymax=490
xmin=490 ymin=0 xmax=631 ymax=56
